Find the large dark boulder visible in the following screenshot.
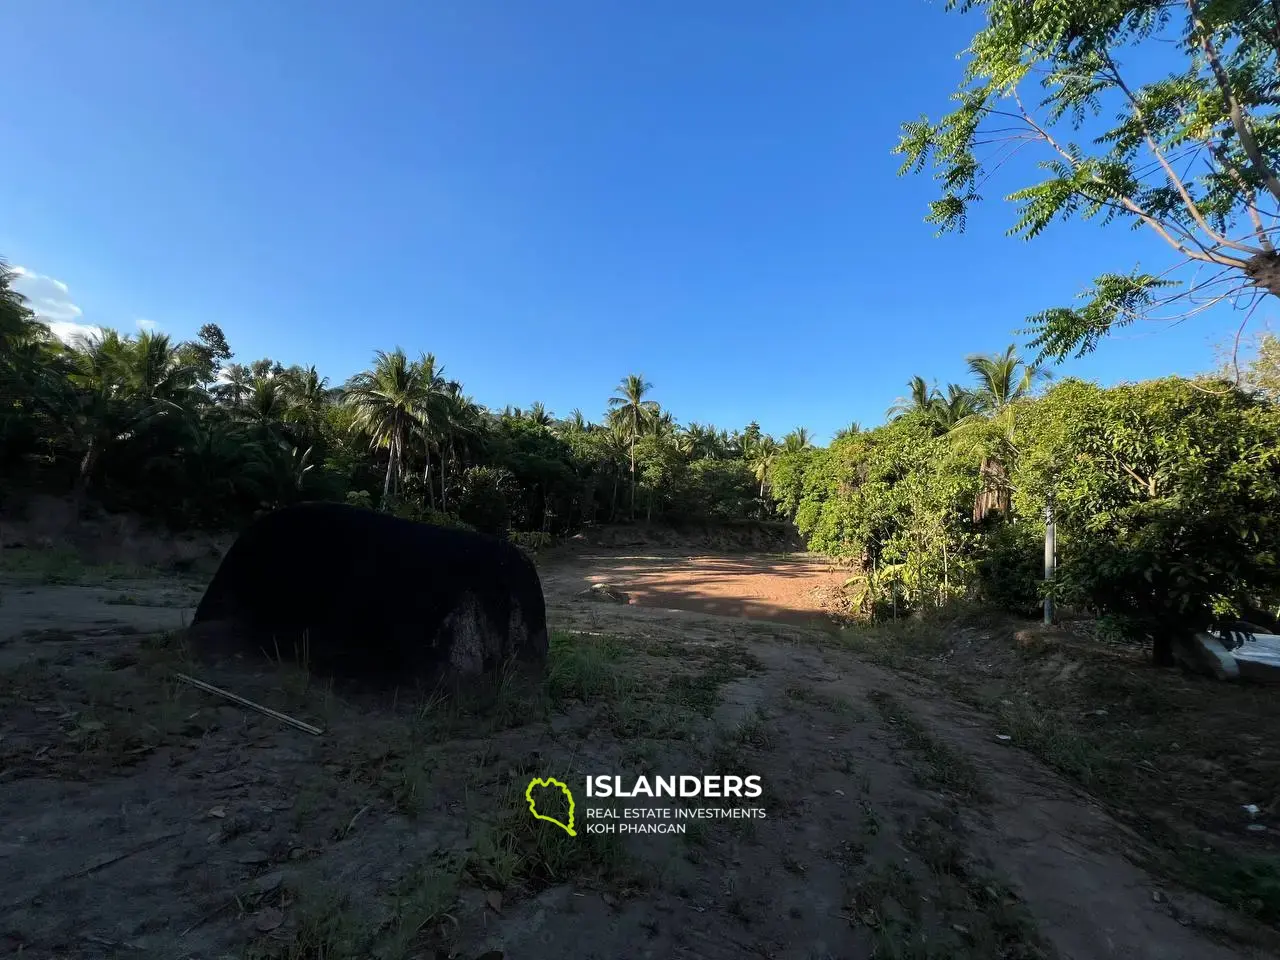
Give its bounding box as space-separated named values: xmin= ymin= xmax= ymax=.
xmin=187 ymin=501 xmax=549 ymax=689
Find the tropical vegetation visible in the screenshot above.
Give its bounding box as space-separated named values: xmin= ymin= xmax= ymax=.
xmin=4 ymin=256 xmax=1280 ymax=663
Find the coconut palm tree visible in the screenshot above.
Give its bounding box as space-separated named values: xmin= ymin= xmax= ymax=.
xmin=781 ymin=427 xmax=812 ymax=454
xmin=887 ymin=376 xmax=940 ymax=420
xmin=833 ymin=422 xmax=861 ymax=441
xmin=409 ymin=352 xmax=450 ymax=508
xmin=237 ymin=375 xmax=294 ymax=450
xmin=559 ymin=408 xmax=590 ymax=434
xmin=0 ymin=259 xmax=47 ymax=359
xmin=956 ymin=345 xmax=1050 ymax=522
xmin=607 ymin=373 xmax=659 ymax=519
xmin=282 ymin=365 xmax=334 ymax=446
xmin=59 ymin=329 xmax=198 ymax=511
xmin=214 ymin=363 xmax=254 ymax=406
xmin=431 ymin=379 xmax=481 ymax=512
xmin=526 ymin=401 xmax=554 ymax=427
xmin=744 ymin=434 xmax=780 ymax=498
xmin=965 ymin=344 xmax=1049 ymax=416
xmin=930 ymin=384 xmax=979 ymax=431
xmin=649 ymin=409 xmax=677 ymax=439
xmin=678 ymin=422 xmax=719 ymax=459
xmin=343 ymin=348 xmax=431 ymax=504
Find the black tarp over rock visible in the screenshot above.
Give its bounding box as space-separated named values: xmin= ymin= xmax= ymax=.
xmin=188 ymin=502 xmax=549 ymax=688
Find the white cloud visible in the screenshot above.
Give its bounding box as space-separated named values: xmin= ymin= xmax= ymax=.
xmin=12 ymin=265 xmax=85 ymax=325
xmin=48 ymin=320 xmax=106 ymax=344
xmin=11 ymin=264 xmax=163 ymax=344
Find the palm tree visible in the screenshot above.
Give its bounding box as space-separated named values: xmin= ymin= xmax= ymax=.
xmin=410 ymin=352 xmax=449 ymax=508
xmin=717 ymin=428 xmax=738 ymax=459
xmin=282 ymin=365 xmax=333 ymax=446
xmin=343 ymin=348 xmax=430 ymax=504
xmin=118 ymin=330 xmax=200 ymax=404
xmin=60 ymin=329 xmax=198 ymax=510
xmin=175 ymin=416 xmax=270 ymax=510
xmin=559 ymin=408 xmax=590 ymax=434
xmin=930 ymin=384 xmax=979 ymax=431
xmin=438 ymin=383 xmax=482 ymax=511
xmin=959 ymin=345 xmax=1050 ymax=522
xmin=649 ymin=409 xmax=677 ymax=439
xmin=744 ymin=435 xmax=780 ymax=498
xmin=887 ymin=375 xmax=940 ymax=420
xmin=526 ymin=401 xmax=554 ymax=427
xmin=678 ymin=422 xmax=718 ymax=459
xmin=781 ymin=427 xmax=812 ymax=454
xmin=214 ymin=363 xmax=254 ymax=406
xmin=237 ymin=375 xmax=294 ymax=450
xmin=600 ymin=422 xmax=632 ymax=521
xmin=0 ymin=259 xmax=48 ymax=358
xmin=607 ymin=373 xmax=659 ymax=519
xmin=965 ymin=344 xmax=1049 ymax=416
xmin=833 ymin=422 xmax=861 ymax=441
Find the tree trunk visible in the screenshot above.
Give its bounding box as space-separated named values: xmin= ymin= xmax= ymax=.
xmin=441 ymin=449 xmax=449 ymax=512
xmin=72 ymin=438 xmax=102 ymax=519
xmin=382 ymin=442 xmax=396 ymax=506
xmin=973 ymin=457 xmax=1010 ymax=523
xmin=425 ymin=451 xmax=436 ymax=510
xmin=1152 ymin=634 xmax=1176 ymax=668
xmin=397 ymin=436 xmax=406 ymax=499
xmin=629 ymin=439 xmax=637 ymax=521
xmin=610 ymin=472 xmax=619 ymax=521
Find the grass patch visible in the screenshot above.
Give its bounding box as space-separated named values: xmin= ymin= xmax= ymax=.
xmin=847 ymin=807 xmax=1049 ymax=959
xmin=380 ymin=859 xmax=463 ymax=955
xmin=666 ymin=659 xmax=748 ymax=717
xmin=463 ymin=779 xmax=636 ymax=893
xmin=731 ymin=709 xmax=775 ymax=750
xmin=546 ymin=630 xmax=636 ymax=706
xmin=244 ymin=888 xmax=372 ymax=960
xmin=993 ymin=697 xmax=1109 ymax=788
xmin=868 ymin=690 xmax=987 ymax=803
xmin=1174 ymin=846 xmax=1280 ymax=928
xmin=0 ymin=546 xmax=151 ymax=584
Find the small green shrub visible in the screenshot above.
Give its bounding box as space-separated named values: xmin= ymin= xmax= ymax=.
xmin=508 ymin=530 xmax=552 ymax=554
xmin=344 ymin=489 xmax=374 ymax=510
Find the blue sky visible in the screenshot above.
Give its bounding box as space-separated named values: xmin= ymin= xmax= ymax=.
xmin=1 ymin=1 xmax=1268 ymax=441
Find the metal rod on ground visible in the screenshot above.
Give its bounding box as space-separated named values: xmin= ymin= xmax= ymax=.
xmin=173 ymin=672 xmax=325 ymax=736
xmin=1044 ymin=501 xmax=1056 ymax=626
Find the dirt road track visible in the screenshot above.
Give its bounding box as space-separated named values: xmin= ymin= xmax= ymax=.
xmin=0 ymin=549 xmax=1274 ymax=958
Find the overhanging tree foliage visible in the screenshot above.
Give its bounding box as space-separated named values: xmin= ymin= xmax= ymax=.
xmin=897 ymin=0 xmax=1280 ymax=360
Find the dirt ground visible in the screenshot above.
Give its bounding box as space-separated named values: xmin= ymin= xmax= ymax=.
xmin=540 ymin=548 xmax=850 ymax=628
xmin=1 ymin=542 xmax=1278 ymax=959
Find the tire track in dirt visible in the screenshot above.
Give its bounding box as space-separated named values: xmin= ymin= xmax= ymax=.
xmin=731 ymin=634 xmax=1278 ymax=960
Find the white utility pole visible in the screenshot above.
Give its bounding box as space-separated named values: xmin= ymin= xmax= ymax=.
xmin=1043 ymin=500 xmax=1056 ymax=625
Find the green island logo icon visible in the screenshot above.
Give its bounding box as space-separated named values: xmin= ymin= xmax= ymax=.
xmin=525 ymin=777 xmax=577 ymax=836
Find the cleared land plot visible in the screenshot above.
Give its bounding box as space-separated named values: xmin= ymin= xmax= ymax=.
xmin=0 ymin=545 xmax=1274 ymax=959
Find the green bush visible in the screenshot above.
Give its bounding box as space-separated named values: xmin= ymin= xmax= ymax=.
xmin=421 ymin=508 xmax=476 ymax=532
xmin=1014 ymin=378 xmax=1280 ymax=661
xmin=456 ymin=466 xmax=519 ymax=536
xmin=345 ymin=489 xmax=374 ymax=510
xmin=508 ymin=530 xmax=553 ymax=555
xmin=976 ymin=519 xmax=1044 ymax=617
